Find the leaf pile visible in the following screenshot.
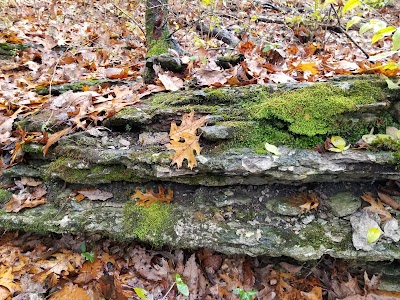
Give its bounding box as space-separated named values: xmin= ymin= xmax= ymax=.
xmin=3 ymin=177 xmax=47 ymax=213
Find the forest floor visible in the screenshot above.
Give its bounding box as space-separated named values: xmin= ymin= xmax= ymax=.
xmin=1 ymin=0 xmax=400 ymax=299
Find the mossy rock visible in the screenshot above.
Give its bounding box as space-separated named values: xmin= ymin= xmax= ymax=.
xmin=123 ymin=201 xmax=176 ymax=246
xmin=0 ymin=189 xmax=12 ymax=205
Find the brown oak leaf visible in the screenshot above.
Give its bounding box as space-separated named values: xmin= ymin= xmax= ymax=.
xmin=361 ymin=192 xmax=392 ymax=222
xmin=167 ymin=112 xmax=206 ymax=169
xmin=131 ymin=186 xmax=173 ymax=207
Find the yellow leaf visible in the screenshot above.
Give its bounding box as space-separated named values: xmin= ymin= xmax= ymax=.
xmin=342 ymin=0 xmax=361 ymax=15
xmin=367 ymin=227 xmax=381 ymax=243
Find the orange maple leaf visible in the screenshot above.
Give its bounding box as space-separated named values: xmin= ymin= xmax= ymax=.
xmin=167 ymin=112 xmax=206 ymax=169
xmin=361 ymin=192 xmax=392 ymax=222
xmin=131 ymin=186 xmax=173 ymax=207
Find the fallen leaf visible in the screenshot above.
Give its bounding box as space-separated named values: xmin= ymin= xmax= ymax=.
xmin=131 ymin=186 xmax=173 ymax=207
xmin=49 ymin=284 xmax=91 ymax=300
xmin=19 ymin=177 xmax=43 ymax=187
xmin=43 ymin=127 xmax=72 ymax=156
xmin=367 ymin=227 xmax=381 ymax=243
xmin=377 ymin=192 xmax=400 ymax=210
xmin=167 ymin=112 xmax=206 ymax=169
xmin=4 ymin=193 xmax=47 ymax=213
xmin=265 ymin=142 xmax=281 ymax=156
xmin=76 ymin=189 xmax=113 ymax=201
xmin=158 ymin=73 xmax=184 ymax=91
xmin=105 ymin=67 xmax=129 ymax=79
xmin=0 ymin=266 xmax=20 ymax=294
xmin=361 ymin=192 xmax=392 ymax=222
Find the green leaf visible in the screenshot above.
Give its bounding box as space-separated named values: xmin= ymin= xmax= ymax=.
xmin=392 ymin=28 xmax=400 ymax=51
xmin=176 ymin=274 xmax=189 ymax=297
xmin=371 ymin=26 xmax=396 ymax=44
xmin=342 ymin=0 xmax=361 ymax=15
xmin=330 ymin=136 xmax=347 ymax=150
xmin=368 ymin=51 xmax=399 ymax=61
xmin=233 ymin=288 xmax=242 ymax=295
xmin=81 ymin=252 xmax=95 ymax=263
xmin=362 ymin=134 xmax=377 ymax=144
xmin=265 ymin=142 xmax=281 ymax=156
xmin=386 ymin=126 xmax=400 ymax=139
xmin=360 ymin=19 xmax=386 ymax=34
xmin=80 ymin=243 xmax=87 ymax=253
xmin=367 ymin=227 xmax=381 ymax=243
xmin=134 ymin=287 xmax=148 ymax=299
xmin=359 ymin=23 xmax=374 ymax=34
xmin=346 ymin=16 xmax=362 ymax=31
xmin=370 ymin=19 xmax=387 ymax=33
xmin=386 ymin=78 xmax=400 ymax=89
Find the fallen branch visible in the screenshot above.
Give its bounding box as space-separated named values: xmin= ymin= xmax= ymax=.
xmin=196 ymin=22 xmax=240 ymax=47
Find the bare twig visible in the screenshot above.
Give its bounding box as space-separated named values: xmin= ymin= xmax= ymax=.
xmin=330 ymin=4 xmax=369 ymax=59
xmin=112 ymin=3 xmax=146 ymax=36
xmin=161 ymin=282 xmax=175 ymax=300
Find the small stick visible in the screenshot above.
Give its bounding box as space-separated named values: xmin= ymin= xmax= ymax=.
xmin=112 ymin=3 xmax=146 ymax=36
xmin=161 ymin=282 xmax=175 ymax=300
xmin=330 ymin=4 xmax=369 ymax=59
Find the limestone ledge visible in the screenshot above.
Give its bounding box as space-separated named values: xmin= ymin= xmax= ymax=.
xmin=5 ymin=134 xmax=399 ymax=186
xmin=0 ymin=181 xmax=399 ymax=261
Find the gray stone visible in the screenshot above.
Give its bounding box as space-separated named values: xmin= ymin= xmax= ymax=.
xmin=383 ymin=218 xmax=400 ymax=242
xmin=350 ymin=211 xmax=382 ymax=251
xmin=265 ymin=197 xmax=303 ymax=216
xmin=138 ymin=132 xmax=169 ymax=145
xmin=329 ymin=192 xmax=361 ymax=217
xmin=199 ymin=125 xmax=234 ymax=141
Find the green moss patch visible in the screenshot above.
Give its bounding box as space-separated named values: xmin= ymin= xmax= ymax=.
xmin=252 ymin=81 xmax=384 ymax=136
xmin=45 ymin=158 xmax=145 ymax=184
xmin=0 ymin=189 xmax=12 ymax=205
xmin=123 ymin=201 xmax=175 ymax=246
xmin=35 ymin=79 xmax=108 ymax=95
xmin=226 ymin=81 xmax=391 ymax=150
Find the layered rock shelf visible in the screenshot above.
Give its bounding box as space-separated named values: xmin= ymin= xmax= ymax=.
xmin=1 ymin=76 xmax=400 ymax=262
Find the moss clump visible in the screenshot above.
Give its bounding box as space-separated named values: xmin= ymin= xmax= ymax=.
xmin=21 ymin=143 xmax=44 ymax=154
xmin=123 ymin=201 xmax=175 ymax=246
xmin=146 ymin=39 xmax=169 ymax=57
xmin=226 ymin=120 xmax=324 ymax=151
xmin=45 ymin=158 xmax=144 ymax=184
xmin=0 ymin=189 xmax=12 ymax=205
xmin=371 ymin=137 xmax=400 ymax=152
xmin=252 ymin=82 xmax=383 ymax=136
xmin=0 ymin=43 xmax=29 ymax=57
xmin=35 ymin=79 xmax=107 ymax=95
xmin=0 ymin=206 xmax=60 ymax=234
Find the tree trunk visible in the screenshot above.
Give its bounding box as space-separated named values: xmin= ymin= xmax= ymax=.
xmin=143 ymin=0 xmax=179 ymax=83
xmin=145 ymin=0 xmax=172 ymax=57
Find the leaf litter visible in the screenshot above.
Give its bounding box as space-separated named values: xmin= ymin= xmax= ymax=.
xmin=0 ymin=229 xmax=398 ymax=300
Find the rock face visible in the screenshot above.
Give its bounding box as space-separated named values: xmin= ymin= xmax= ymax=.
xmin=1 ymin=77 xmax=400 ymax=262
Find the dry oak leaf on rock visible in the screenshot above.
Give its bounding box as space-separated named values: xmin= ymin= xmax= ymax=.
xmin=167 ymin=112 xmax=206 ymax=170
xmin=131 ymin=186 xmax=173 ymax=207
